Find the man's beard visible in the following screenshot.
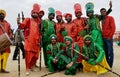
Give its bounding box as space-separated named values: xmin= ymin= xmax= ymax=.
xmin=32 ymin=15 xmax=38 ymax=19
xmin=0 ymin=15 xmax=4 ymax=20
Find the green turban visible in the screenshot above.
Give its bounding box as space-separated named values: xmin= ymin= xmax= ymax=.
xmin=85 ymin=2 xmax=94 ymax=16
xmin=64 ymin=36 xmax=73 ymax=43
xmin=49 ymin=34 xmax=57 ymax=40
xmin=84 ymin=35 xmax=93 ymax=43
xmin=48 ymin=7 xmax=55 ymax=16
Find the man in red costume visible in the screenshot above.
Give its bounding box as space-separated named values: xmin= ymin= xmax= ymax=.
xmin=73 ymin=3 xmax=87 ymax=64
xmin=63 ymin=13 xmax=77 ymax=42
xmin=0 ymin=9 xmax=13 ymax=73
xmin=17 ymin=3 xmax=41 ymax=76
xmin=55 ymin=10 xmax=64 ymax=43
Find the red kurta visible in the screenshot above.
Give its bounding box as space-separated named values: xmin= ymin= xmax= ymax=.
xmin=0 ymin=20 xmax=12 ymax=53
xmin=20 ymin=18 xmax=41 ymax=69
xmin=20 ymin=18 xmax=40 ymax=52
xmin=73 ymin=17 xmax=87 ymax=62
xmin=55 ymin=23 xmax=64 ymax=43
xmin=73 ymin=18 xmax=86 ymax=49
xmin=64 ymin=22 xmax=77 ymax=42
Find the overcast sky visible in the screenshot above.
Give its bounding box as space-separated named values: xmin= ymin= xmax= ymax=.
xmin=0 ymin=0 xmax=120 ymax=31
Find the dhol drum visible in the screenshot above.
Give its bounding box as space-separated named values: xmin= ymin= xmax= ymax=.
xmin=0 ymin=24 xmax=12 ymax=53
xmin=0 ymin=33 xmax=12 ymax=53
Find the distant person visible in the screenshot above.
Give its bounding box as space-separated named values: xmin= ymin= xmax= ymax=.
xmin=100 ymin=6 xmax=116 ymax=68
xmin=0 ymin=9 xmax=13 ymax=73
xmin=12 ymin=27 xmax=25 ymax=60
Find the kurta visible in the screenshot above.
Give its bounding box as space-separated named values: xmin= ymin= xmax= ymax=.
xmin=46 ymin=42 xmax=65 ymax=72
xmin=0 ymin=20 xmax=12 ymax=71
xmin=82 ymin=43 xmax=110 ymax=75
xmin=20 ymin=18 xmax=40 ymax=69
xmin=63 ymin=22 xmax=77 ymax=42
xmin=0 ymin=20 xmax=12 ymax=53
xmin=55 ymin=23 xmax=64 ymax=43
xmin=60 ymin=43 xmax=80 ymax=75
xmin=41 ymin=19 xmax=55 ymax=66
xmin=73 ymin=17 xmax=87 ymax=62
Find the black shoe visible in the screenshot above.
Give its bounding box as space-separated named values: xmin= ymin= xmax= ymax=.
xmin=0 ymin=69 xmax=10 ymax=73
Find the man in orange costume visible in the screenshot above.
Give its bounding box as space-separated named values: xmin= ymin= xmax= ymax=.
xmin=63 ymin=13 xmax=77 ymax=42
xmin=0 ymin=9 xmax=13 ymax=73
xmin=55 ymin=10 xmax=64 ymax=43
xmin=17 ymin=3 xmax=41 ymax=75
xmin=73 ymin=3 xmax=87 ymax=64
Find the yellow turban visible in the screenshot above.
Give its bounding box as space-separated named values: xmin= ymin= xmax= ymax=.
xmin=0 ymin=9 xmax=6 ymax=17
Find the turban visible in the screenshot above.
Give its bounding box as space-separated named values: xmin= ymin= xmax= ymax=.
xmin=31 ymin=3 xmax=40 ymax=14
xmin=85 ymin=2 xmax=94 ymax=16
xmin=84 ymin=35 xmax=93 ymax=43
xmin=48 ymin=7 xmax=55 ymax=16
xmin=63 ymin=13 xmax=72 ymax=18
xmin=64 ymin=36 xmax=73 ymax=43
xmin=74 ymin=3 xmax=82 ymax=14
xmin=50 ymin=34 xmax=57 ymax=40
xmin=0 ymin=9 xmax=6 ymax=17
xmin=56 ymin=10 xmax=62 ymax=16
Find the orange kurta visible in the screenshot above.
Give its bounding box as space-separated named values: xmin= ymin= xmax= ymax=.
xmin=0 ymin=20 xmax=12 ymax=53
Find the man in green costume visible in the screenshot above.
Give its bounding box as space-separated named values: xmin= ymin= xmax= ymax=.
xmin=82 ymin=35 xmax=110 ymax=75
xmin=46 ymin=34 xmax=65 ymax=72
xmin=60 ymin=36 xmax=80 ymax=75
xmin=85 ymin=2 xmax=112 ymax=47
xmin=41 ymin=7 xmax=56 ymax=66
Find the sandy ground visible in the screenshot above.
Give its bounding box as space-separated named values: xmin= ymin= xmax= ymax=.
xmin=0 ymin=43 xmax=120 ymax=77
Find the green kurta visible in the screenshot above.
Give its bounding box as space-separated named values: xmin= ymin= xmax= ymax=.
xmin=46 ymin=43 xmax=65 ymax=72
xmin=60 ymin=43 xmax=80 ymax=75
xmin=82 ymin=36 xmax=110 ymax=75
xmin=41 ymin=19 xmax=55 ymax=66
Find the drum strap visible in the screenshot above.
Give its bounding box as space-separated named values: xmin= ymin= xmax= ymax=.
xmin=0 ymin=24 xmax=5 ymax=33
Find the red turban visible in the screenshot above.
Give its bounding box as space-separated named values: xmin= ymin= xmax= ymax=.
xmin=63 ymin=13 xmax=72 ymax=18
xmin=56 ymin=10 xmax=62 ymax=16
xmin=74 ymin=3 xmax=82 ymax=14
xmin=31 ymin=3 xmax=40 ymax=14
